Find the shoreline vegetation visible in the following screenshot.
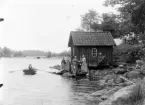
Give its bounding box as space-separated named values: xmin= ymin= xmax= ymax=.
xmin=0 ymin=47 xmax=70 ymax=58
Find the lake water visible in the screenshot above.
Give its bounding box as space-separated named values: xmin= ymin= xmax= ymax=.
xmin=0 ymin=57 xmax=100 ymax=105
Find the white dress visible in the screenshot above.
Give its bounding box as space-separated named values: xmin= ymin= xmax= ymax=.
xmin=81 ymin=58 xmax=88 ymax=73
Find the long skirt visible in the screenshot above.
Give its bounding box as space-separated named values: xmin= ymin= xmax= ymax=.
xmin=61 ymin=63 xmax=65 ymax=70
xmin=64 ymin=61 xmax=70 ymax=72
xmin=81 ymin=62 xmax=88 ymax=73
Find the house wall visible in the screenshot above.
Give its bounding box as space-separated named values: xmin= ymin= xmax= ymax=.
xmin=71 ymin=46 xmax=113 ymax=67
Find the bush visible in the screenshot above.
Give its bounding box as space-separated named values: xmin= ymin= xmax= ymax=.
xmin=128 ymin=82 xmax=145 ymax=105
xmin=113 ymin=43 xmax=144 ymax=63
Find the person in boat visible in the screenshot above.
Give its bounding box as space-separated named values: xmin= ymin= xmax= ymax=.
xmin=80 ymin=55 xmax=88 ymax=74
xmin=28 ymin=64 xmax=33 ymax=70
xmin=72 ymin=56 xmax=79 ymax=75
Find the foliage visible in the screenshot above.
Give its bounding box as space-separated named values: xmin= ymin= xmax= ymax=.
xmin=104 ymin=0 xmax=145 ymax=35
xmin=0 ymin=46 xmax=71 ymax=58
xmin=46 ymin=51 xmax=51 ymax=58
xmin=128 ymin=82 xmax=145 ymax=105
xmin=2 ymin=47 xmax=12 ymax=57
xmin=77 ymin=10 xmax=121 ymax=38
xmin=91 ymin=12 xmax=121 ymax=38
xmin=13 ymin=51 xmax=25 ymax=57
xmin=113 ymin=43 xmax=145 ymax=63
xmin=77 ymin=9 xmax=100 ymax=32
xmin=57 ymin=50 xmax=71 ymax=57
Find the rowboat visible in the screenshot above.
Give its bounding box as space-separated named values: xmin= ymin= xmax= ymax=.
xmin=23 ymin=68 xmax=37 ymax=75
xmin=0 ymin=84 xmax=3 ymax=88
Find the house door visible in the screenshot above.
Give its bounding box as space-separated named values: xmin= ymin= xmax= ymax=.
xmin=89 ymin=48 xmax=98 ymax=67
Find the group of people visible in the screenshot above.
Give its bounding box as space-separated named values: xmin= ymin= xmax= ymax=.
xmin=72 ymin=55 xmax=88 ymax=75
xmin=61 ymin=55 xmax=88 ymax=75
xmin=61 ymin=57 xmax=71 ymax=72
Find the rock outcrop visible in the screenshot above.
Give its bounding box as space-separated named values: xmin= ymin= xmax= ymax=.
xmin=99 ymin=85 xmax=135 ymax=105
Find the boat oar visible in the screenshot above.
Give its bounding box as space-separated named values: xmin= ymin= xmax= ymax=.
xmin=9 ymin=69 xmax=23 ymax=73
xmin=35 ymin=69 xmax=49 ymax=72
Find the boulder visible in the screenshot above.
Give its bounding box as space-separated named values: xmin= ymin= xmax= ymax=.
xmin=99 ymin=80 xmax=106 ymax=86
xmin=114 ymin=68 xmax=127 ymax=74
xmin=127 ymin=70 xmax=142 ymax=79
xmin=104 ymin=74 xmax=116 ymax=82
xmin=91 ymin=89 xmax=108 ymax=97
xmin=140 ymin=70 xmax=145 ymax=75
xmin=123 ymin=72 xmax=128 ymax=78
xmin=107 ymin=79 xmax=114 ymax=86
xmin=99 ymin=85 xmax=134 ymax=105
xmin=128 ymin=67 xmax=134 ymax=71
xmin=114 ymin=77 xmax=124 ymax=84
xmin=101 ymin=95 xmax=108 ymax=100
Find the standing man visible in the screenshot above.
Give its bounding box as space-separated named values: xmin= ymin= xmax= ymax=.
xmin=72 ymin=56 xmax=79 ymax=75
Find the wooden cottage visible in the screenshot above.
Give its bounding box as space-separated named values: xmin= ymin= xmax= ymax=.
xmin=68 ymin=31 xmax=116 ymax=68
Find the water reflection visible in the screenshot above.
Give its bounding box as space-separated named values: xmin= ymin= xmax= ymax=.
xmin=0 ymin=58 xmax=99 ymax=105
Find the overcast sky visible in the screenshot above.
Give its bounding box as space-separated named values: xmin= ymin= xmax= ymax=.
xmin=0 ymin=0 xmax=120 ymax=53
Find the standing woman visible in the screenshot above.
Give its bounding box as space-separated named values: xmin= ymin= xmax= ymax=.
xmin=61 ymin=57 xmax=66 ymax=70
xmin=81 ymin=55 xmax=88 ymax=73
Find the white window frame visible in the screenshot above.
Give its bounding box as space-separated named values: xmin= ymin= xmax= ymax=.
xmin=92 ymin=48 xmax=97 ymax=57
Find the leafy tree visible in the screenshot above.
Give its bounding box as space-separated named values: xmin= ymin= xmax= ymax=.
xmin=91 ymin=13 xmax=121 ymax=38
xmin=46 ymin=51 xmax=51 ymax=58
xmin=104 ymin=0 xmax=145 ymax=35
xmin=77 ymin=9 xmax=122 ymax=38
xmin=2 ymin=47 xmax=12 ymax=57
xmin=77 ymin=9 xmax=101 ymax=32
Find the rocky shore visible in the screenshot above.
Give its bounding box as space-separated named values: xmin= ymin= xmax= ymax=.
xmin=90 ymin=62 xmax=145 ymax=105
xmin=50 ymin=62 xmax=145 ymax=105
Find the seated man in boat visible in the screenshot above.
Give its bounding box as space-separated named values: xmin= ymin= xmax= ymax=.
xmin=28 ymin=64 xmax=33 ymax=70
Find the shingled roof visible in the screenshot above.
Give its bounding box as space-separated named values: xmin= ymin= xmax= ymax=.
xmin=68 ymin=31 xmax=116 ymax=47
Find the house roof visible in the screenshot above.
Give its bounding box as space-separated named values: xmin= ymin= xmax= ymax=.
xmin=68 ymin=31 xmax=116 ymax=47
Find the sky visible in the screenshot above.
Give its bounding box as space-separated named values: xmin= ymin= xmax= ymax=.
xmin=0 ymin=0 xmax=121 ymax=53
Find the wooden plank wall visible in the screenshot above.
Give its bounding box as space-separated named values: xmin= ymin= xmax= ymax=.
xmin=71 ymin=46 xmax=113 ymax=67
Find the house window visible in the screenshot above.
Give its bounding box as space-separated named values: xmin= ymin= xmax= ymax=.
xmin=92 ymin=48 xmax=97 ymax=57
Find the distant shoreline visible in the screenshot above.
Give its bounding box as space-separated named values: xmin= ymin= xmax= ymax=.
xmin=0 ymin=56 xmax=64 ymax=59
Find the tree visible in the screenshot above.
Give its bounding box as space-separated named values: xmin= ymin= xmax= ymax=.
xmin=46 ymin=51 xmax=51 ymax=58
xmin=91 ymin=13 xmax=121 ymax=38
xmin=2 ymin=47 xmax=12 ymax=57
xmin=77 ymin=9 xmax=101 ymax=32
xmin=104 ymin=0 xmax=145 ymax=34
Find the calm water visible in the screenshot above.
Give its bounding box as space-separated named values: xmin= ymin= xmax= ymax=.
xmin=0 ymin=57 xmax=100 ymax=105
